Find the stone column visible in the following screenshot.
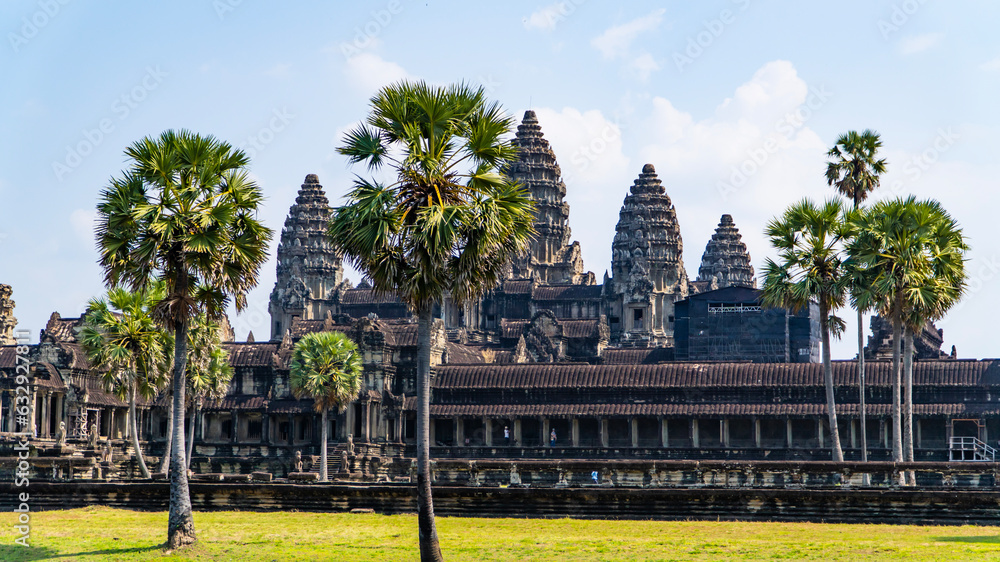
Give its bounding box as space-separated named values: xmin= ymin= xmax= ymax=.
xmin=484 ymin=418 xmax=493 ymax=446
xmin=722 ymin=419 xmax=730 ymax=448
xmin=786 ymin=419 xmax=793 ymax=449
xmin=513 ymin=419 xmax=522 ymax=447
xmin=39 ymin=393 xmax=48 ymax=438
xmin=916 ymin=418 xmax=922 ymax=449
xmin=691 ymin=419 xmax=699 ymax=449
xmin=231 ymin=410 xmax=239 ymax=444
xmin=660 ymin=417 xmax=668 ymax=448
xmin=571 ymin=418 xmax=580 ymax=447
xmin=599 ymin=418 xmax=609 ymax=448
xmin=630 ymin=418 xmax=639 ymax=448
xmin=429 ymin=418 xmax=436 ymax=445
xmin=262 ymin=414 xmax=271 ymax=444
xmin=881 ymin=419 xmax=888 ymax=449
xmin=542 ymin=418 xmax=550 ymax=447
xmin=363 ymin=402 xmax=371 ymax=442
xmin=455 ymin=418 xmax=464 ymax=446
xmin=850 ymin=419 xmax=857 ymax=449
xmin=754 ymin=418 xmax=761 ymax=448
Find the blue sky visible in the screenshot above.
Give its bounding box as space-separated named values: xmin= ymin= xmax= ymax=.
xmin=2 ymin=0 xmax=999 ymax=359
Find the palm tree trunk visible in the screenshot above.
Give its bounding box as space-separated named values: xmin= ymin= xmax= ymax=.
xmin=820 ymin=302 xmax=844 ymax=462
xmin=167 ymin=313 xmax=196 ymax=550
xmin=416 ymin=305 xmax=443 ymax=561
xmin=130 ymin=387 xmax=151 ymax=479
xmin=903 ymin=328 xmax=915 ymax=485
xmin=891 ymin=301 xmax=904 ymax=466
xmin=159 ymin=395 xmax=173 ymax=475
xmin=320 ymin=407 xmax=328 ymax=482
xmin=186 ymin=403 xmax=198 ymax=470
xmin=858 ymin=309 xmax=869 ymax=484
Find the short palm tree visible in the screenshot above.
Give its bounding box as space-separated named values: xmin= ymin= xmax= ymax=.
xmin=289 ymin=331 xmax=363 ymax=482
xmin=79 ymin=284 xmax=170 ymax=479
xmin=826 ymin=129 xmax=887 ymax=467
xmin=762 ymin=198 xmax=854 ymax=462
xmin=185 ymin=314 xmax=234 ymax=469
xmin=96 ymin=129 xmax=272 ymax=550
xmin=329 ymin=80 xmax=535 ymax=561
xmin=851 ymin=198 xmax=967 ymax=467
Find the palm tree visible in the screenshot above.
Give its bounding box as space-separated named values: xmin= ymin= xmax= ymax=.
xmin=825 ymin=129 xmax=887 ymax=468
xmin=185 ymin=314 xmax=234 ymax=469
xmin=289 ymin=331 xmax=363 ymax=482
xmin=762 ymin=198 xmax=854 ymax=462
xmin=95 ymin=129 xmax=272 ymax=550
xmin=79 ymin=284 xmax=170 ymax=479
xmin=329 ymin=80 xmax=535 ymax=561
xmin=848 ymin=197 xmax=967 ymax=467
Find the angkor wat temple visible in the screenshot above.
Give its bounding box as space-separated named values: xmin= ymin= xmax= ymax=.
xmin=0 ymin=111 xmax=992 ymax=479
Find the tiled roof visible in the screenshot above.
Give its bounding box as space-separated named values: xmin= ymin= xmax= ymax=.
xmin=0 ymin=346 xmax=16 ymax=369
xmin=288 ymin=319 xmax=352 ymax=339
xmin=500 ymin=320 xmax=528 ymax=339
xmin=429 ymin=402 xmax=996 ymax=418
xmin=209 ymin=395 xmax=267 ymax=410
xmin=501 ymin=279 xmax=533 ymax=294
xmin=340 ymin=288 xmax=404 ymax=305
xmin=35 ymin=362 xmax=67 ymax=390
xmin=72 ymin=373 xmax=127 ymax=407
xmin=602 ymin=348 xmax=674 ymax=365
xmin=376 ymin=321 xmax=418 ymax=347
xmin=267 ymin=399 xmax=313 ymax=414
xmin=445 ymin=342 xmax=487 ymax=364
xmin=58 ymin=343 xmax=93 ymax=371
xmin=224 ymin=342 xmax=279 ymax=367
xmin=433 ymin=360 xmax=1000 ymax=390
xmin=531 ymin=284 xmax=603 ymax=301
xmin=561 ymin=319 xmax=600 ymax=338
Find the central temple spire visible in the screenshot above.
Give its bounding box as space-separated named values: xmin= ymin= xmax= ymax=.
xmin=507 ymin=110 xmax=593 ymax=285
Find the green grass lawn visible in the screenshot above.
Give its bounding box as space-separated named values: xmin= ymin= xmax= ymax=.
xmin=1 ymin=507 xmax=999 ymax=561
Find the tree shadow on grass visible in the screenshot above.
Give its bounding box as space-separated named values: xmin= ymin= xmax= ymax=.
xmin=935 ymin=536 xmax=1000 ymax=544
xmin=0 ymin=544 xmax=162 ymax=560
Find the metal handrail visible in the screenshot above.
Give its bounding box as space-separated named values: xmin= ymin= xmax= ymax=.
xmin=949 ymin=436 xmax=996 ymax=462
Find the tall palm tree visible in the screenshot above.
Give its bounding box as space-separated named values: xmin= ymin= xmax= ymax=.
xmin=185 ymin=314 xmax=234 ymax=469
xmin=762 ymin=198 xmax=854 ymax=462
xmin=95 ymin=129 xmax=272 ymax=550
xmin=289 ymin=331 xmax=363 ymax=482
xmin=848 ymin=197 xmax=967 ymax=466
xmin=329 ymin=80 xmax=535 ymax=561
xmin=80 ymin=285 xmax=170 ymax=479
xmin=826 ymin=129 xmax=887 ymax=467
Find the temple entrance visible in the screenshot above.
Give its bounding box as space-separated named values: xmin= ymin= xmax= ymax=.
xmin=521 ymin=418 xmax=541 ymax=446
xmin=636 ymin=418 xmax=660 ymax=447
xmin=549 ymin=419 xmax=570 ymax=446
xmin=666 ymin=419 xmax=690 ymax=447
xmin=608 ymin=419 xmax=630 ymax=447
xmin=435 ymin=419 xmax=454 ymax=446
xmin=578 ymin=419 xmax=600 ymax=447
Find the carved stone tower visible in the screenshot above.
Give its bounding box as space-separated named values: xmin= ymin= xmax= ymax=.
xmin=268 ymin=174 xmax=343 ymax=340
xmin=608 ymin=164 xmax=688 ymax=345
xmin=0 ymin=284 xmax=17 ymax=345
xmin=508 ymin=110 xmax=593 ymax=285
xmin=697 ymin=214 xmax=756 ymax=289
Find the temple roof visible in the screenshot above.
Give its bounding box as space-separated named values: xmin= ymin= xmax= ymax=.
xmin=697 ymin=214 xmax=756 ymax=289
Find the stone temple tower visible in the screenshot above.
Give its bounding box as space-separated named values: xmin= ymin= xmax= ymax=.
xmin=608 ymin=164 xmax=688 ymax=345
xmin=507 ymin=110 xmax=593 ymax=285
xmin=268 ymin=174 xmax=343 ymax=340
xmin=0 ymin=284 xmax=16 ymax=345
xmin=697 ymin=214 xmax=756 ymax=289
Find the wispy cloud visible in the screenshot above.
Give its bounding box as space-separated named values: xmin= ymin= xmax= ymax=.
xmin=524 ymin=2 xmax=576 ymax=31
xmin=981 ymin=56 xmax=1000 ymax=72
xmin=897 ymin=32 xmax=944 ymax=55
xmin=629 ymin=52 xmax=660 ymax=82
xmin=591 ymin=9 xmax=665 ymax=60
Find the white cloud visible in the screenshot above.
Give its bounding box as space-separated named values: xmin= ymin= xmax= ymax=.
xmin=343 ymin=53 xmax=411 ymax=93
xmin=591 ymin=9 xmax=665 ymax=60
xmin=897 ymin=32 xmax=944 ymax=55
xmin=70 ymin=209 xmax=97 ymax=248
xmin=980 ymin=56 xmax=1000 ymax=72
xmin=524 ymin=2 xmax=579 ymax=31
xmin=628 ymin=52 xmax=660 ymax=82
